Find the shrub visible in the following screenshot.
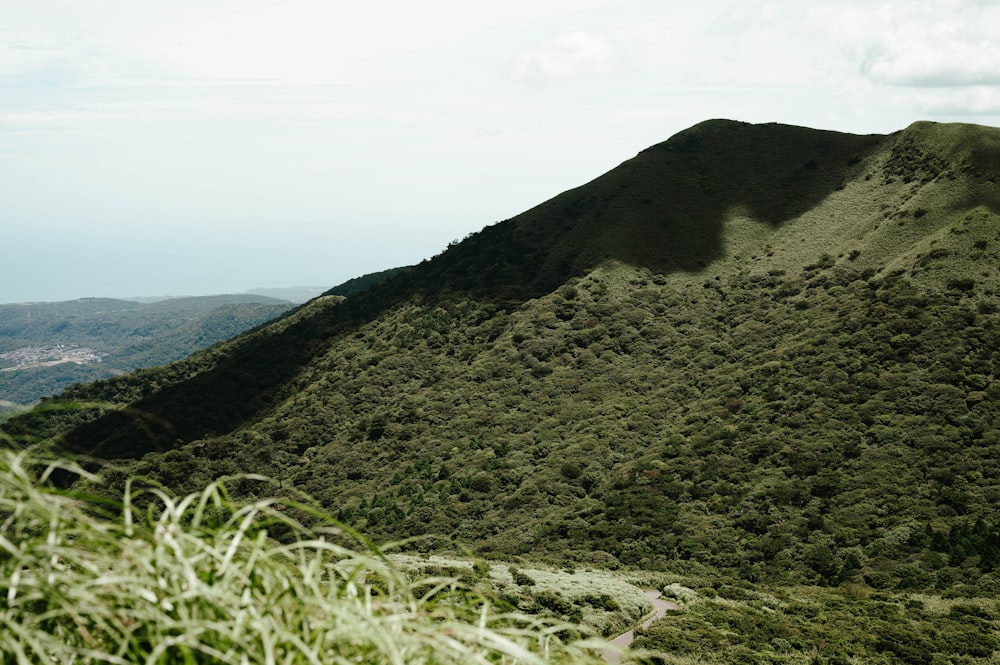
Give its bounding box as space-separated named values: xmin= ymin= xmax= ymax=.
xmin=533 ymin=590 xmax=574 ymax=615
xmin=560 ymin=463 xmax=582 ymax=480
xmin=579 ymin=593 xmax=620 ymax=612
xmin=510 ymin=567 xmax=537 ymax=587
xmin=946 ymin=277 xmax=976 ymax=292
xmin=661 ymin=583 xmax=698 ymax=604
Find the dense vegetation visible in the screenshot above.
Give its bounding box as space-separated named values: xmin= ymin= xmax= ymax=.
xmin=58 ymin=253 xmax=1000 ymax=593
xmin=5 ymin=448 xmax=999 ymax=664
xmin=5 ymin=119 xmax=1000 ymax=614
xmin=634 ymin=579 xmax=1000 ymax=664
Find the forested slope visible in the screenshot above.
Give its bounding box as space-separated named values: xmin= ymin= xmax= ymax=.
xmin=6 ymin=119 xmax=1000 ymax=593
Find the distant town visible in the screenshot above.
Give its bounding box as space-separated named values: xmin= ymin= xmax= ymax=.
xmin=0 ymin=345 xmax=106 ymax=372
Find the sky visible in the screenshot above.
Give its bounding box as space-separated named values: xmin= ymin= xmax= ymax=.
xmin=3 ymin=0 xmax=1000 ymax=303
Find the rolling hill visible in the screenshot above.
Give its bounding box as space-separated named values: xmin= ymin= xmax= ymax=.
xmin=7 ymin=119 xmax=1000 ymax=594
xmin=0 ymin=269 xmax=413 ymax=410
xmin=0 ymin=294 xmax=296 ymax=408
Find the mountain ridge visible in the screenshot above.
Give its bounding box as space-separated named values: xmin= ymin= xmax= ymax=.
xmin=6 ymin=118 xmax=1000 ymax=590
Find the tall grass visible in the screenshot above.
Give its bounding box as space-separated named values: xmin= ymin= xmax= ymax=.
xmin=0 ymin=450 xmax=602 ymax=664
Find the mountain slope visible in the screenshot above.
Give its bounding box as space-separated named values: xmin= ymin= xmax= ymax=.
xmin=0 ymin=267 xmax=414 ymax=409
xmin=7 ymin=119 xmax=1000 ymax=590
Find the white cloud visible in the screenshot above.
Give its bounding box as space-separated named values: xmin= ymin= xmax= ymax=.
xmin=513 ymin=31 xmax=618 ymax=82
xmin=864 ymin=39 xmax=1000 ymax=87
xmin=850 ymin=1 xmax=1000 ymax=87
xmin=5 ymin=0 xmax=1000 ymax=303
xmin=0 ymin=30 xmax=79 ymax=77
xmin=909 ymin=86 xmax=1000 ymax=115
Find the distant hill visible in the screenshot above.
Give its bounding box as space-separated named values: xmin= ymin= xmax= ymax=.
xmin=0 ymin=269 xmax=414 ymax=409
xmin=7 ymin=119 xmax=1000 ymax=593
xmin=0 ymin=294 xmax=294 ymax=407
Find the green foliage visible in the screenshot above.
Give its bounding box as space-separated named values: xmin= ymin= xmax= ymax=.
xmin=632 ymin=581 xmax=1000 ymax=664
xmin=883 ymin=133 xmax=948 ymax=184
xmin=5 ymin=119 xmax=1000 ymax=596
xmin=0 ymin=449 xmax=603 ymax=664
xmin=26 ymin=257 xmax=999 ymax=594
xmin=511 ymin=567 xmax=538 ymax=587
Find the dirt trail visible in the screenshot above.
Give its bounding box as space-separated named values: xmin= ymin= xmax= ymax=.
xmin=601 ymin=589 xmax=677 ymax=664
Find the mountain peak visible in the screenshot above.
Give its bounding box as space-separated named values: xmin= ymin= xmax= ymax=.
xmin=420 ymin=119 xmax=892 ymax=302
xmin=7 ymin=119 xmax=1000 ymax=592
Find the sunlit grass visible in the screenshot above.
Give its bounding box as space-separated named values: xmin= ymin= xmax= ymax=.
xmin=391 ymin=553 xmax=652 ymax=638
xmin=0 ymin=449 xmax=603 ymax=664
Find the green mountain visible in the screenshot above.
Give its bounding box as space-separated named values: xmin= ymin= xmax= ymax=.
xmin=7 ymin=119 xmax=1000 ymax=593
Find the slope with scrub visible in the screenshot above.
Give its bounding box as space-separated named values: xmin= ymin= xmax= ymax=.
xmin=5 ymin=120 xmax=1000 ymax=597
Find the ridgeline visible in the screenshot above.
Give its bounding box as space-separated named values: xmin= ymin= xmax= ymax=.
xmin=6 ymin=119 xmax=1000 ymax=593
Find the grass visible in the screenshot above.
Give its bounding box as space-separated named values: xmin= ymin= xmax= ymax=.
xmin=391 ymin=553 xmax=653 ymax=637
xmin=0 ymin=449 xmax=604 ymax=664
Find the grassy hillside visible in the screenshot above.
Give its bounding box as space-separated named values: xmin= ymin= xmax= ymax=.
xmin=6 ymin=120 xmax=1000 ymax=599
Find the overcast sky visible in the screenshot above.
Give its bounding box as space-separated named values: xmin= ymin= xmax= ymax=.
xmin=3 ymin=0 xmax=999 ymax=303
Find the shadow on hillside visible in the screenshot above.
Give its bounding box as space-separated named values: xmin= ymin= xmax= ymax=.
xmin=51 ymin=300 xmax=351 ymax=460
xmin=52 ymin=121 xmax=893 ymax=460
xmin=421 ymin=120 xmax=890 ymax=301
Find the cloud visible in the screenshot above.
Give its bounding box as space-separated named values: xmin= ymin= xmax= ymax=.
xmin=0 ymin=30 xmax=78 ymax=77
xmin=909 ymin=86 xmax=1000 ymax=115
xmin=513 ymin=31 xmax=618 ymax=82
xmin=857 ymin=1 xmax=1000 ymax=87
xmin=863 ymin=37 xmax=1000 ymax=87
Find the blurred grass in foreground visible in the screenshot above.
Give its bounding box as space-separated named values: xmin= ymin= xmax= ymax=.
xmin=0 ymin=449 xmax=603 ymax=664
